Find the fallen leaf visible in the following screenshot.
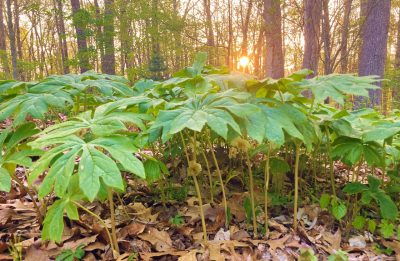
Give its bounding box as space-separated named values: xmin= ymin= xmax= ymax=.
xmin=25 ymin=246 xmax=49 ymax=261
xmin=178 ymin=249 xmax=198 ymax=261
xmin=138 ymin=227 xmax=173 ymax=252
xmin=118 ymin=222 xmax=146 ymax=238
xmin=266 ymin=234 xmax=291 ymax=251
xmin=0 ymin=209 xmax=15 ymax=227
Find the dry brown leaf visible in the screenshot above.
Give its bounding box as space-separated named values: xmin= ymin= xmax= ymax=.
xmin=382 ymin=240 xmax=400 ymax=260
xmin=118 ymin=222 xmax=146 ymax=238
xmin=0 ymin=209 xmax=15 ymax=227
xmin=178 ymin=249 xmax=198 ymax=261
xmin=138 ymin=227 xmax=173 ymax=252
xmin=139 ymin=250 xmax=189 ymax=261
xmin=25 ymin=245 xmax=49 ymax=261
xmin=208 ymin=243 xmax=225 ymax=261
xmin=266 ymin=234 xmax=291 ymax=251
xmin=268 ymin=219 xmax=288 ymax=234
xmin=231 ymin=230 xmax=250 ymax=241
xmin=0 ymin=253 xmax=13 ymax=260
xmin=84 ymin=241 xmax=106 ymax=251
xmin=128 ymin=203 xmax=159 ymax=223
xmin=45 ymin=234 xmax=98 ymax=257
xmin=228 ymin=194 xmax=246 ymax=223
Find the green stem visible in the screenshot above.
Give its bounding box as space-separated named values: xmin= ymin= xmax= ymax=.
xmin=245 ymin=151 xmax=257 ymax=238
xmin=293 ymin=143 xmax=301 ymax=230
xmin=325 ymin=127 xmax=336 ymax=197
xmin=10 ymin=173 xmax=42 ymax=224
xmin=264 ymin=142 xmax=271 ymax=236
xmin=207 ymin=138 xmax=228 ymax=228
xmin=180 ymin=132 xmax=207 ymax=242
xmin=72 ymin=201 xmax=115 ymax=254
xmin=201 ymin=150 xmax=214 ymax=203
xmin=107 ymin=188 xmax=120 ymax=256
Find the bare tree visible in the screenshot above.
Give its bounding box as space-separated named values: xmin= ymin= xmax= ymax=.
xmin=358 ymin=0 xmax=391 ymax=106
xmin=6 ymin=0 xmax=18 ymax=79
xmin=102 ymin=0 xmax=116 ymax=74
xmin=321 ymin=0 xmax=331 ymax=74
xmin=302 ymin=0 xmax=322 ymax=77
xmin=0 ymin=0 xmax=10 ymax=75
xmin=340 ymin=0 xmax=352 ymax=73
xmin=264 ymin=0 xmax=284 ymax=78
xmin=70 ymin=0 xmax=90 ymax=73
xmin=54 ymin=0 xmax=69 ymax=74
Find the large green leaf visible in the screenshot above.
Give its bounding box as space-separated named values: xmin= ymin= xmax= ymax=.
xmin=0 ymin=168 xmax=11 ymax=192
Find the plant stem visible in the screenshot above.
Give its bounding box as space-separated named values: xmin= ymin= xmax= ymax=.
xmin=245 ymin=151 xmax=257 ymax=238
xmin=107 ymin=188 xmax=120 ymax=256
xmin=264 ymin=142 xmax=271 ymax=236
xmin=382 ymin=140 xmax=386 ymax=183
xmin=325 ymin=127 xmax=336 ymax=197
xmin=207 ymin=138 xmax=228 ymax=228
xmin=180 ymin=132 xmax=207 ymax=242
xmin=10 ymin=173 xmax=42 ymax=224
xmin=72 ymin=201 xmax=115 ymax=254
xmin=201 ymin=150 xmax=214 ymax=203
xmin=293 ymin=143 xmax=301 ymax=230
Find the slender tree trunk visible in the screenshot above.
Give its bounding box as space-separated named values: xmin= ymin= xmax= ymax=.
xmin=340 ymin=0 xmax=352 ymax=73
xmin=241 ymin=0 xmax=253 ymax=57
xmin=358 ymin=0 xmax=391 ymax=107
xmin=395 ymin=10 xmax=400 ymax=69
xmin=264 ymin=0 xmax=284 ymax=79
xmin=13 ymin=0 xmax=21 ymax=60
xmin=6 ymin=0 xmax=18 ymax=79
xmin=321 ymin=0 xmax=331 ymax=75
xmin=0 ymin=0 xmax=10 ymax=75
xmin=302 ymin=0 xmax=322 ymax=77
xmin=102 ymin=0 xmax=116 ymax=74
xmin=71 ymin=0 xmax=90 ymax=73
xmin=204 ymin=0 xmax=214 ymax=64
xmin=93 ymin=0 xmax=104 ymax=72
xmin=227 ymin=0 xmax=233 ymax=69
xmin=54 ymin=0 xmax=69 ymax=74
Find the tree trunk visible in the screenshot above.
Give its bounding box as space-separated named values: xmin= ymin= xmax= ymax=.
xmin=241 ymin=0 xmax=253 ymax=57
xmin=227 ymin=0 xmax=233 ymax=69
xmin=264 ymin=0 xmax=284 ymax=79
xmin=358 ymin=0 xmax=391 ymax=107
xmin=70 ymin=0 xmax=90 ymax=73
xmin=0 ymin=0 xmax=10 ymax=75
xmin=395 ymin=9 xmax=400 ymax=69
xmin=340 ymin=0 xmax=352 ymax=73
xmin=6 ymin=0 xmax=18 ymax=79
xmin=321 ymin=0 xmax=331 ymax=75
xmin=302 ymin=0 xmax=321 ymax=77
xmin=13 ymin=0 xmax=21 ymax=60
xmin=54 ymin=0 xmax=69 ymax=74
xmin=102 ymin=0 xmax=116 ymax=74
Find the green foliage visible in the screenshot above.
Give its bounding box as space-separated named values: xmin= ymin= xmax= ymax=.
xmin=55 ymin=244 xmax=85 ymax=261
xmin=343 ymin=176 xmax=398 ymax=220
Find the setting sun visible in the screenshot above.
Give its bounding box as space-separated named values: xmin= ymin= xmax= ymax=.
xmin=239 ymin=56 xmax=250 ymax=68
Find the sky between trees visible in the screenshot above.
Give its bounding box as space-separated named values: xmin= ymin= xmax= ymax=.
xmin=0 ymin=0 xmax=398 ymax=106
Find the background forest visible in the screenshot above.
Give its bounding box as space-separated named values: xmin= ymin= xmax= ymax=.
xmin=0 ymin=0 xmax=398 ymax=109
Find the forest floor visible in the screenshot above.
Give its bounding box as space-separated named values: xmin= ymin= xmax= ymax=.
xmin=0 ymin=162 xmax=398 ymax=261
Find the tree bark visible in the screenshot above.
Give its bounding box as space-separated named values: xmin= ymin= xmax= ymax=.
xmin=241 ymin=0 xmax=253 ymax=57
xmin=102 ymin=0 xmax=116 ymax=74
xmin=321 ymin=0 xmax=331 ymax=75
xmin=0 ymin=0 xmax=10 ymax=75
xmin=70 ymin=0 xmax=90 ymax=73
xmin=54 ymin=0 xmax=69 ymax=74
xmin=340 ymin=0 xmax=352 ymax=73
xmin=5 ymin=0 xmax=18 ymax=79
xmin=264 ymin=0 xmax=284 ymax=79
xmin=358 ymin=0 xmax=391 ymax=107
xmin=395 ymin=9 xmax=400 ymax=69
xmin=302 ymin=0 xmax=321 ymax=77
